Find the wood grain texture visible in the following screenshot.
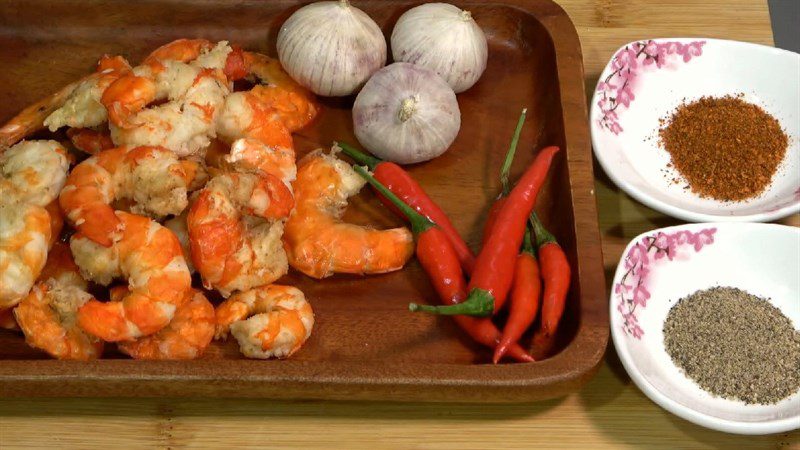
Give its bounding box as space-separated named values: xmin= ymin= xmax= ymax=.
xmin=1 ymin=0 xmax=799 ymax=447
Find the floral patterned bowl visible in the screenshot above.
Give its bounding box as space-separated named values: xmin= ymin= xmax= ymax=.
xmin=591 ymin=38 xmax=800 ymax=222
xmin=610 ymin=222 xmax=800 ymax=434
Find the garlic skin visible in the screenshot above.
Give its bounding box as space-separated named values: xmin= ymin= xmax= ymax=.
xmin=353 ymin=62 xmax=461 ymax=165
xmin=277 ymin=0 xmax=387 ymax=97
xmin=391 ymin=3 xmax=488 ymax=93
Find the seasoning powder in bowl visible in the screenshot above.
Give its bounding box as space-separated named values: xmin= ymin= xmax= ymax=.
xmin=658 ymin=95 xmax=789 ymax=202
xmin=663 ymin=286 xmax=800 ymax=404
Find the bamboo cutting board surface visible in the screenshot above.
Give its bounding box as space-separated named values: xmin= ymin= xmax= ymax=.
xmin=1 ymin=0 xmax=797 ymax=448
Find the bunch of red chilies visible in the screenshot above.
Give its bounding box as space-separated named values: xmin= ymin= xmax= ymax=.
xmin=341 ymin=109 xmax=570 ymax=364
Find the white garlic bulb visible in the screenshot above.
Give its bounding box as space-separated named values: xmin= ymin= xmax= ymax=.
xmin=277 ymin=0 xmax=387 ymax=97
xmin=391 ymin=3 xmax=488 ymax=93
xmin=352 ymin=62 xmax=461 ymax=165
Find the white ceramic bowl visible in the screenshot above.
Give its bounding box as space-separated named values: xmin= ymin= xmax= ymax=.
xmin=591 ymin=38 xmax=800 ymax=222
xmin=610 ymin=222 xmax=800 ymax=434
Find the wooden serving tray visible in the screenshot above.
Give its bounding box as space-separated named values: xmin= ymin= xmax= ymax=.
xmin=0 ymin=0 xmax=607 ymax=401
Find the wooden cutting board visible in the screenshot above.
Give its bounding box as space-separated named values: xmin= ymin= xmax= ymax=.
xmin=0 ymin=0 xmax=797 ymax=448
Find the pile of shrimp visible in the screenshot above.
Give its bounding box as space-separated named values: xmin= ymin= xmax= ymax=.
xmin=0 ymin=39 xmax=414 ymax=361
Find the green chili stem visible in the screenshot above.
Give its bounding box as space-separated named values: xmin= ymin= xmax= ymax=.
xmin=499 ymin=108 xmax=527 ymax=196
xmin=530 ymin=212 xmax=557 ymax=247
xmin=352 ymin=165 xmax=434 ymax=236
xmin=337 ymin=141 xmax=381 ymax=171
xmin=408 ymin=288 xmax=494 ymax=316
xmin=521 ymin=226 xmax=536 ymax=255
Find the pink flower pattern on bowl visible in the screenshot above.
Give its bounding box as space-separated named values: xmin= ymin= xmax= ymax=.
xmin=596 ymin=40 xmax=706 ymax=134
xmin=616 ymin=227 xmax=717 ymax=338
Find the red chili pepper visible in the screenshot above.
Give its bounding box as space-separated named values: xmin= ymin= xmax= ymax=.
xmin=410 ymin=145 xmax=560 ymax=316
xmin=339 ymin=142 xmax=475 ymax=274
xmin=353 ymin=165 xmax=534 ymax=363
xmin=482 ymin=108 xmax=527 ymax=245
xmin=530 ymin=213 xmax=571 ymax=336
xmin=493 ymin=227 xmax=541 ymax=364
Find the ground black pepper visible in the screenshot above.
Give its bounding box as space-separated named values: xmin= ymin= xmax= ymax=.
xmin=663 ymin=286 xmax=800 ymax=404
xmin=658 ymin=95 xmax=789 ymax=201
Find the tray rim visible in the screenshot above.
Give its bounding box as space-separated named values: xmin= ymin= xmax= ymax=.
xmin=0 ymin=0 xmax=609 ymax=402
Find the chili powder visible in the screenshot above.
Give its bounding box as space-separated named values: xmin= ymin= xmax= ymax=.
xmin=658 ymin=95 xmax=788 ymax=201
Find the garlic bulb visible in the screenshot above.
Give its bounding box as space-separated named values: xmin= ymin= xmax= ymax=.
xmin=277 ymin=0 xmax=387 ymax=97
xmin=391 ymin=3 xmax=488 ymax=93
xmin=352 ymin=62 xmax=461 ymax=165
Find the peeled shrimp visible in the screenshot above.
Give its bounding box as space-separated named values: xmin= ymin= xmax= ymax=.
xmin=228 ymin=51 xmax=318 ymax=133
xmin=225 ymin=137 xmax=297 ymax=186
xmin=0 ymin=82 xmax=81 ymax=149
xmin=102 ymin=41 xmax=236 ymax=157
xmin=216 ymin=88 xmax=294 ymax=151
xmin=59 ymin=145 xmax=197 ymax=247
xmin=143 ymin=39 xmax=236 ymax=68
xmin=118 ymin=289 xmax=215 ymax=360
xmin=283 ymin=151 xmax=414 ymax=279
xmin=0 ymin=204 xmax=55 ymax=309
xmin=0 ymin=140 xmax=70 ymax=206
xmin=44 ymin=55 xmax=132 ymax=132
xmin=0 ymin=56 xmax=130 ymax=149
xmin=215 ymin=285 xmax=313 ymax=359
xmin=14 ymin=241 xmax=103 ymax=360
xmin=213 ymin=51 xmax=319 ymax=151
xmin=0 ymin=141 xmax=69 ymax=307
xmin=71 ymin=211 xmax=192 ymax=342
xmin=187 ymin=172 xmax=293 ymax=297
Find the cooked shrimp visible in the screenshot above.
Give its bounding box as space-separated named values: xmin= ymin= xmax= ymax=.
xmin=0 ymin=55 xmax=130 ymax=149
xmin=143 ymin=39 xmax=220 ymax=66
xmin=59 ymin=145 xmax=196 ymax=247
xmin=102 ymin=42 xmax=235 ymax=157
xmin=226 ymin=137 xmax=296 ymax=186
xmin=0 ymin=140 xmax=70 ymax=206
xmin=71 ymin=211 xmax=192 ymax=342
xmin=240 ymin=51 xmax=317 ymax=132
xmin=216 ymin=87 xmax=294 ymax=149
xmin=187 ymin=172 xmax=293 ymax=297
xmin=117 ymin=289 xmax=215 ymax=360
xmin=0 ymin=82 xmax=81 ymax=149
xmin=67 ymin=127 xmax=115 ymax=154
xmin=0 ymin=203 xmax=52 ymax=309
xmin=14 ymin=241 xmax=102 ymax=360
xmin=43 ymin=55 xmax=132 ymax=132
xmin=283 ymin=151 xmax=414 ymax=279
xmin=0 ymin=141 xmax=69 ymax=307
xmin=215 ymin=285 xmax=313 ymax=359
xmin=14 ymin=281 xmax=103 ymax=360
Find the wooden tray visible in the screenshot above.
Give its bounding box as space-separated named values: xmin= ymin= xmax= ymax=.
xmin=0 ymin=0 xmax=607 ymax=401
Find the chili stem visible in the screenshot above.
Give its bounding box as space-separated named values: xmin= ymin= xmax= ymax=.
xmin=499 ymin=108 xmax=527 ymax=196
xmin=336 ymin=141 xmax=381 ymax=171
xmin=522 ymin=226 xmax=535 ymax=255
xmin=530 ymin=212 xmax=557 ymax=247
xmin=352 ymin=165 xmax=435 ymax=236
xmin=409 ymin=288 xmax=494 ymax=316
